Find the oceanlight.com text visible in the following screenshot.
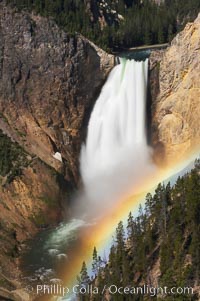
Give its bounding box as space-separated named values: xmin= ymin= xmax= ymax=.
xmin=32 ymin=284 xmax=194 ymax=297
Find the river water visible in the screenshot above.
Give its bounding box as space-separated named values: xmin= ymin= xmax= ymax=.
xmin=21 ymin=219 xmax=87 ymax=285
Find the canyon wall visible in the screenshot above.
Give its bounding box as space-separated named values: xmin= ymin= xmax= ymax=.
xmin=0 ymin=1 xmax=200 ymax=297
xmin=0 ymin=1 xmax=114 ymax=283
xmin=150 ymin=14 xmax=200 ymax=165
xmin=0 ymin=3 xmax=114 ymax=184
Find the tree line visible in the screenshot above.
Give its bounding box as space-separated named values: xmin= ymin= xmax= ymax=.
xmin=0 ymin=130 xmax=28 ymax=183
xmin=78 ymin=159 xmax=200 ymax=300
xmin=5 ymin=0 xmax=200 ymax=51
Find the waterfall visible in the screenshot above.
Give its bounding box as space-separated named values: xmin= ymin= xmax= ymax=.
xmin=80 ymin=58 xmax=154 ymax=208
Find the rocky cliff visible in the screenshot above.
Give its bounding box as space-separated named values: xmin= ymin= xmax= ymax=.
xmin=0 ymin=1 xmax=200 ymax=298
xmin=0 ymin=2 xmax=114 ymax=185
xmin=150 ymin=14 xmax=200 ymax=165
xmin=0 ymin=1 xmax=114 ymax=289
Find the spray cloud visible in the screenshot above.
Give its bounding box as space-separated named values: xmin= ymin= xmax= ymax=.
xmin=79 ymin=58 xmax=155 ymax=215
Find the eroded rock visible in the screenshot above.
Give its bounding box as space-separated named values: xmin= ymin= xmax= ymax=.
xmin=0 ymin=3 xmax=114 ymax=186
xmin=150 ymin=14 xmax=200 ymax=164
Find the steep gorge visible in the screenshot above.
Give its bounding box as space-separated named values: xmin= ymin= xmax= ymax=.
xmin=0 ymin=1 xmax=114 ymax=286
xmin=0 ymin=2 xmax=200 ymax=299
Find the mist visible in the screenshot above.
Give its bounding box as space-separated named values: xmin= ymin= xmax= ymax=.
xmin=77 ymin=59 xmax=155 ymax=217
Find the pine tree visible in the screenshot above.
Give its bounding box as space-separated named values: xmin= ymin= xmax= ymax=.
xmin=144 ymin=192 xmax=153 ymax=217
xmin=79 ymin=261 xmax=90 ymax=286
xmin=168 ymin=23 xmax=174 ymax=42
xmin=116 ymin=221 xmax=125 ymax=263
xmin=5 ymin=0 xmax=200 ymax=50
xmin=92 ymin=246 xmax=98 ymax=276
xmin=85 ymin=161 xmax=200 ymax=299
xmin=127 ymin=211 xmax=134 ymax=238
xmin=158 ymin=23 xmax=165 ymax=44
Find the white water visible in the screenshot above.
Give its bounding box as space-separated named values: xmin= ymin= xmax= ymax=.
xmin=80 ymin=58 xmax=155 ymax=207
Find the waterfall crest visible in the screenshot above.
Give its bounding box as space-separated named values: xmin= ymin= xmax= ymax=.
xmin=80 ymin=58 xmax=154 ymax=206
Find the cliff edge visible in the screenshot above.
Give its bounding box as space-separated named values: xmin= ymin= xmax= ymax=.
xmin=0 ymin=2 xmax=114 ymax=289
xmin=150 ymin=14 xmax=200 ymax=165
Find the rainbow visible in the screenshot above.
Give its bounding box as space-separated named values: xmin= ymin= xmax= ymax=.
xmin=44 ymin=149 xmax=199 ymax=301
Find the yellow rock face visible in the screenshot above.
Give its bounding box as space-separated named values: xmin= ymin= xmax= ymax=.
xmin=0 ymin=159 xmax=64 ymax=278
xmin=151 ymin=14 xmax=200 ymax=165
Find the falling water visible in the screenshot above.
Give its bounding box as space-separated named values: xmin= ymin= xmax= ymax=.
xmin=80 ymin=58 xmax=154 ymax=208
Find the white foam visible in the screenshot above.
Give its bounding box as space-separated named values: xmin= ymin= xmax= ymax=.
xmin=80 ymin=59 xmax=155 ymax=206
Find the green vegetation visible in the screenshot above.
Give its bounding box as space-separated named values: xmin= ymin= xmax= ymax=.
xmin=79 ymin=160 xmax=200 ymax=300
xmin=77 ymin=261 xmax=91 ymax=299
xmin=30 ymin=211 xmax=46 ymax=226
xmin=39 ymin=196 xmax=57 ymax=208
xmin=5 ymin=0 xmax=200 ymax=50
xmin=0 ymin=113 xmax=9 ymax=124
xmin=0 ymin=276 xmax=16 ymax=290
xmin=0 ymin=130 xmax=28 ymax=183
